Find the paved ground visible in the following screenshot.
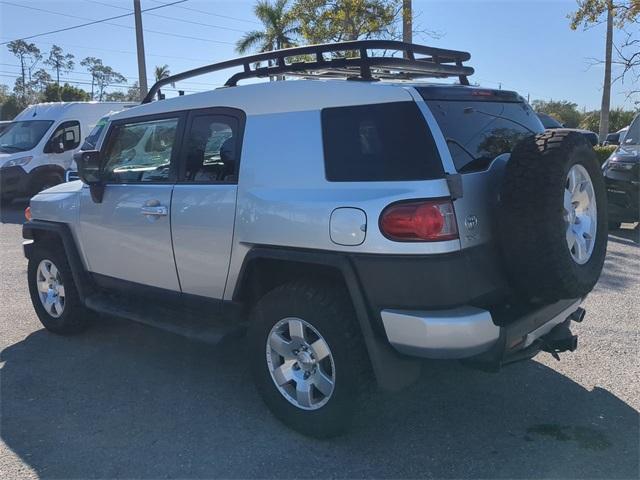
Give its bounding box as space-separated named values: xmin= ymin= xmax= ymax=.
xmin=1 ymin=201 xmax=638 ymax=479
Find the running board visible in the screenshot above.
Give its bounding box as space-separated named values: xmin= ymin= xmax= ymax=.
xmin=84 ymin=294 xmax=246 ymax=345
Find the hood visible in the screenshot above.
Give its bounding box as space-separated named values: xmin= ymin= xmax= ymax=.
xmin=612 ymin=145 xmax=639 ymax=162
xmin=38 ymin=180 xmax=84 ymax=194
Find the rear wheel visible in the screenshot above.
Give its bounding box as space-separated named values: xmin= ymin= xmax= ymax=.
xmin=28 ymin=245 xmax=90 ymax=334
xmin=247 ymin=280 xmax=369 ymax=438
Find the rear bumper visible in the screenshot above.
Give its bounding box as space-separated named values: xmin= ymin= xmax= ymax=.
xmin=381 ymin=298 xmax=583 ymax=364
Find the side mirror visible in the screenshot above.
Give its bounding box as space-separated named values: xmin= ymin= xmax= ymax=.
xmin=76 ymin=150 xmax=104 ymax=203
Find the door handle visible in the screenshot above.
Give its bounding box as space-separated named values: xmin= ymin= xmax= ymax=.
xmin=140 ymin=205 xmax=168 ymax=216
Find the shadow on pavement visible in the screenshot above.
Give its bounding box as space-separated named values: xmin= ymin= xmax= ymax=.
xmin=1 ymin=317 xmax=638 ymax=479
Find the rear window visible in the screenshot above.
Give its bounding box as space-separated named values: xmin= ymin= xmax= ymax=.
xmin=419 ymin=89 xmax=543 ymax=173
xmin=321 ymin=102 xmax=444 ymax=182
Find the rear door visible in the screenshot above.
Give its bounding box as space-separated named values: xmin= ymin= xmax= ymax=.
xmin=416 ymin=87 xmax=544 ymax=248
xmin=170 ymin=108 xmax=244 ymax=300
xmin=78 ymin=113 xmax=185 ymax=291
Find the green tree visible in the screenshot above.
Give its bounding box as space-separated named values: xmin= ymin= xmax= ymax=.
xmin=80 ymin=57 xmax=103 ymax=100
xmin=569 ymin=1 xmax=639 ymax=140
xmin=532 ymin=99 xmax=583 ymax=128
xmin=580 ymin=107 xmax=638 ymax=133
xmin=237 ymin=0 xmax=298 ymax=54
xmin=43 ymin=83 xmax=90 ymax=102
xmin=154 ymin=65 xmax=175 ymax=88
xmin=105 ymin=82 xmax=140 ymax=102
xmin=292 ymin=0 xmax=400 ymax=43
xmin=0 ymin=84 xmax=21 ymax=120
xmin=7 ymin=40 xmax=42 ymax=103
xmin=45 ymin=45 xmax=75 ymax=92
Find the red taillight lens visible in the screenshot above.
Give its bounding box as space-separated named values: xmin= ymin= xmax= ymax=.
xmin=380 ymin=199 xmax=458 ymax=241
xmin=24 ymin=206 xmax=32 ymax=222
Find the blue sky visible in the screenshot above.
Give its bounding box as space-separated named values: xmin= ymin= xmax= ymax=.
xmin=0 ymin=0 xmax=636 ymax=110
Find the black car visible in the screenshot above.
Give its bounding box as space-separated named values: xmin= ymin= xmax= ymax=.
xmin=537 ymin=113 xmax=599 ymax=146
xmin=603 ymin=114 xmax=639 ymax=228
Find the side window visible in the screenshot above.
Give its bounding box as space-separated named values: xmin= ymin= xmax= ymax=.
xmin=102 ymin=117 xmax=179 ymax=183
xmin=46 ymin=121 xmax=80 ymax=153
xmin=321 ymin=102 xmax=444 ymax=182
xmin=181 ymin=114 xmax=238 ymax=183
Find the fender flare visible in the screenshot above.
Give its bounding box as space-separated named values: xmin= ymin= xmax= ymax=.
xmin=23 ymin=220 xmax=94 ymax=301
xmin=233 ymin=246 xmax=421 ymax=391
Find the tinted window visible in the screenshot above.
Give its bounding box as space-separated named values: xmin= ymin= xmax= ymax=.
xmin=537 ymin=112 xmax=563 ymax=129
xmin=0 ymin=120 xmax=53 ymax=153
xmin=182 ymin=115 xmax=238 ymax=183
xmin=425 ymin=100 xmax=542 ymax=172
xmin=103 ymin=118 xmax=179 ymax=183
xmin=624 ymin=115 xmax=639 ymax=146
xmin=47 ymin=121 xmax=81 ymax=152
xmin=81 ymin=115 xmax=110 ymax=150
xmin=322 ymin=102 xmax=444 ymax=182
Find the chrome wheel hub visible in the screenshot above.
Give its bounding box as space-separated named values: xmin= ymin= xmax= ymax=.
xmin=36 ymin=259 xmax=65 ymax=318
xmin=564 ymin=164 xmax=597 ymax=265
xmin=266 ymin=317 xmax=335 ymax=410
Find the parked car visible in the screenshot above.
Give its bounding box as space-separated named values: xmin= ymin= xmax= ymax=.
xmin=0 ymin=120 xmax=11 ymax=135
xmin=604 ymin=127 xmax=629 ymax=146
xmin=22 ymin=41 xmax=608 ymax=437
xmin=0 ymin=101 xmax=136 ymax=202
xmin=536 ymin=112 xmax=599 ymax=146
xmin=603 ymin=114 xmax=639 ymax=228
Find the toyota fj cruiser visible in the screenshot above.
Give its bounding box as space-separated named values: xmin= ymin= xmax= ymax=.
xmin=22 ymin=41 xmax=607 ymax=437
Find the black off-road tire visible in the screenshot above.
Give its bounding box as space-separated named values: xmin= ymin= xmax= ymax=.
xmin=247 ymin=280 xmax=370 ymax=438
xmin=28 ymin=244 xmax=91 ymax=334
xmin=499 ymin=130 xmax=608 ymax=301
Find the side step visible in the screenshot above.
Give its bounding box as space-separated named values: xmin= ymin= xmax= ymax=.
xmin=84 ymin=294 xmax=246 ymax=345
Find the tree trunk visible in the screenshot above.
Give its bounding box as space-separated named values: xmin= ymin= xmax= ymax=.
xmin=599 ymin=2 xmax=614 ymax=143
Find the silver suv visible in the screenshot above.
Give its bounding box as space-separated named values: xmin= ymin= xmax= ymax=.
xmin=22 ymin=41 xmax=608 ymax=437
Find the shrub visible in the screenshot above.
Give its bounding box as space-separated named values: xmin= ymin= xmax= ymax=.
xmin=593 ymin=145 xmax=616 ymax=165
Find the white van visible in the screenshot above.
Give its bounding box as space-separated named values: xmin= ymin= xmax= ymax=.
xmin=0 ymin=102 xmax=136 ymax=201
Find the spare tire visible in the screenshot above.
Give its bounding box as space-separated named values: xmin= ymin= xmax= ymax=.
xmin=498 ymin=130 xmax=607 ymax=301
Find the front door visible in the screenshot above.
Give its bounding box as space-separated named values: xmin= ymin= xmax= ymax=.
xmin=78 ymin=114 xmax=185 ymax=291
xmin=170 ymin=109 xmax=243 ymax=299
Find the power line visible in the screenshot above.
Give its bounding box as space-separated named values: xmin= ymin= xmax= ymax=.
xmin=85 ymin=0 xmax=247 ymax=34
xmin=149 ymin=0 xmax=261 ymax=25
xmin=0 ymin=36 xmax=216 ymax=64
xmin=0 ymin=0 xmax=189 ymax=45
xmin=0 ymin=1 xmax=235 ymax=46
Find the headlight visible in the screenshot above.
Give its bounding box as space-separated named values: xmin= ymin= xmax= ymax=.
xmin=3 ymin=156 xmax=33 ymax=168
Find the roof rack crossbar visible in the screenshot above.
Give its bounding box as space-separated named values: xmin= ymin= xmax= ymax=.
xmin=143 ymin=40 xmax=474 ymax=104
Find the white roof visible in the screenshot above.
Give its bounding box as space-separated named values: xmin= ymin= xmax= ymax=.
xmin=111 ymin=80 xmax=416 ymax=120
xmin=15 ymin=101 xmax=137 ymax=122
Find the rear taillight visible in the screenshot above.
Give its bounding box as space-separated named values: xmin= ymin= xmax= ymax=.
xmin=379 ymin=199 xmax=458 ymax=241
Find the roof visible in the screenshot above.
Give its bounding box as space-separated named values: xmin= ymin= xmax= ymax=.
xmin=112 ymin=79 xmax=419 ymax=120
xmin=14 ymin=102 xmax=137 ymax=122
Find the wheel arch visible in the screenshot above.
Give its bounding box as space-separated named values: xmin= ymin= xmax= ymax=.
xmin=23 ymin=220 xmax=94 ymax=301
xmin=233 ymin=246 xmax=421 ymax=391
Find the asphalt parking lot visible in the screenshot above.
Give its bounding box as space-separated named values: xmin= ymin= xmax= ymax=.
xmin=1 ymin=201 xmax=638 ymax=479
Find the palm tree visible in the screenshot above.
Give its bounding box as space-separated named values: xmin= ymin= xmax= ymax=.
xmin=154 ymin=64 xmax=175 ymax=88
xmin=236 ymin=0 xmax=298 ymax=55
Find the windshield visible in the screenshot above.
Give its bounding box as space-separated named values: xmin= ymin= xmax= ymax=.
xmin=0 ymin=120 xmax=54 ymax=153
xmin=537 ymin=113 xmax=563 ymax=129
xmin=81 ymin=116 xmax=110 ymax=150
xmin=623 ymin=115 xmax=639 ymax=146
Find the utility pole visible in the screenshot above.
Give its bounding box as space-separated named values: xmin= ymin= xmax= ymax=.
xmin=133 ymin=0 xmax=148 ymax=101
xmin=403 ymin=0 xmax=412 ymax=44
xmin=599 ymin=1 xmax=614 ymax=143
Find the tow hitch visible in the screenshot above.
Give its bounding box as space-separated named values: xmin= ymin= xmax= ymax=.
xmin=540 ymin=318 xmax=579 ymax=360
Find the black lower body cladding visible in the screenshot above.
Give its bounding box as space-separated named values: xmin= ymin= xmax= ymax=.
xmin=499 ymin=130 xmax=608 ymax=301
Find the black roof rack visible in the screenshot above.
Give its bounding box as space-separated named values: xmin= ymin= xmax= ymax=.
xmin=142 ymin=40 xmax=474 ymax=104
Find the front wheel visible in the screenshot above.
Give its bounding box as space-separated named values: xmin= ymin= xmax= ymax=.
xmin=28 ymin=245 xmax=91 ymax=334
xmin=247 ymin=280 xmax=369 ymax=438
